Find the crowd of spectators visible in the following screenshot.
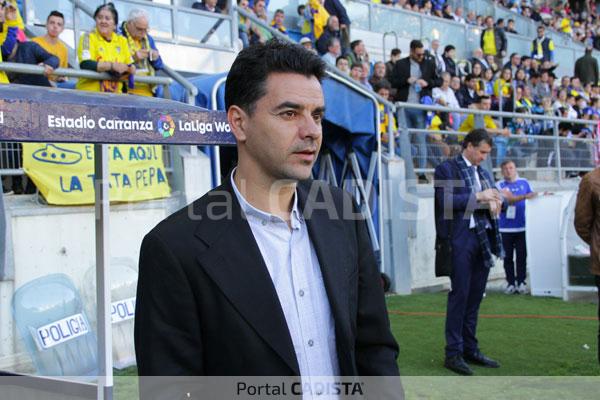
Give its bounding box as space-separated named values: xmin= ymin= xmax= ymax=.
xmin=370 ymin=0 xmax=600 ymax=50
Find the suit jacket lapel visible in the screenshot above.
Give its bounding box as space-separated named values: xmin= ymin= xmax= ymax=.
xmin=194 ymin=178 xmax=300 ymax=375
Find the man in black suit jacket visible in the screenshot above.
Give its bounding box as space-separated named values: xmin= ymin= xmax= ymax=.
xmin=390 ymin=39 xmax=438 ymax=180
xmin=135 ymin=39 xmax=400 ymax=395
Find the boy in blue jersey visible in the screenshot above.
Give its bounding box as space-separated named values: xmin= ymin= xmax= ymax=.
xmin=496 ymin=160 xmax=537 ymax=294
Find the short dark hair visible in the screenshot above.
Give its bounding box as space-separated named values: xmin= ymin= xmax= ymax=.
xmin=462 ymin=129 xmax=493 ymax=149
xmin=478 ymin=95 xmax=491 ymax=103
xmin=508 ymin=19 xmax=515 ymax=24
xmin=464 ymin=74 xmax=475 ymax=82
xmin=350 ymin=40 xmax=363 ymax=51
xmin=373 ymin=79 xmax=391 ymax=93
xmin=93 ymin=2 xmax=118 ymax=27
xmin=444 ymin=45 xmax=455 ymax=54
xmin=391 ymin=48 xmax=401 ymax=56
xmin=48 ymin=10 xmax=64 ymax=21
xmin=335 ymin=55 xmax=347 ymax=65
xmin=274 ymin=8 xmax=284 ymax=15
xmin=500 ymin=159 xmax=515 ymax=168
xmin=410 ymin=40 xmax=423 ymax=51
xmin=225 ymin=39 xmax=326 ymax=114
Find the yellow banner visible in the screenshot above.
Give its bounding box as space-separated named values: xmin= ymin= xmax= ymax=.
xmin=22 ymin=143 xmax=170 ymax=205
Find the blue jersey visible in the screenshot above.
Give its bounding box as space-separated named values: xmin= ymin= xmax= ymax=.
xmin=496 ymin=178 xmax=532 ymax=232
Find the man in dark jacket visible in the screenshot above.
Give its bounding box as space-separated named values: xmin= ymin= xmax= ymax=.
xmin=480 ymin=16 xmax=507 ymax=67
xmin=574 ymin=47 xmax=599 ymax=86
xmin=390 ymin=39 xmax=438 ymax=179
xmin=324 ymin=0 xmax=351 ymax=52
xmin=316 ymin=15 xmax=341 ymax=55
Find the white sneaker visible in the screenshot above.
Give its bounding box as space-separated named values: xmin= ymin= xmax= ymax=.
xmin=505 ymin=284 xmax=516 ymax=294
xmin=517 ymin=283 xmax=528 ymax=294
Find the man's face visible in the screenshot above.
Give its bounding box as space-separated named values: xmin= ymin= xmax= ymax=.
xmin=441 ymin=75 xmax=451 ymax=88
xmin=473 ymin=48 xmax=483 ymax=58
xmin=274 ymin=11 xmax=284 ymax=26
xmin=128 ymin=17 xmax=149 ymax=40
xmin=572 ymin=78 xmax=582 ymax=89
xmin=240 ymin=0 xmax=249 ymax=9
xmin=336 ymin=58 xmax=349 ymax=72
xmin=230 ymin=73 xmax=324 ymax=182
xmin=328 ymin=16 xmax=339 ymax=31
xmin=377 ymin=88 xmax=390 ymax=101
xmin=350 ymin=65 xmax=362 ymax=80
xmin=466 ymin=79 xmax=476 ymax=90
xmin=508 ymin=21 xmax=515 ymax=30
xmin=254 ymin=0 xmax=265 ymax=16
xmin=451 ymin=77 xmax=461 ymax=90
xmin=360 ymin=63 xmax=369 ymax=80
xmin=446 ymin=49 xmax=456 ymax=59
xmin=431 ymin=40 xmax=439 ymax=51
xmin=464 ymin=141 xmax=492 ymax=166
xmin=329 ymin=40 xmax=341 ymax=56
xmin=302 ymin=41 xmax=313 ymax=51
xmin=537 ymin=27 xmax=544 ymax=38
xmin=512 ymin=55 xmax=521 ymax=66
xmin=523 ymin=86 xmax=532 ymax=98
xmin=410 ymin=46 xmax=425 ymax=62
xmin=501 ymin=161 xmax=517 ymax=181
xmin=47 ymin=15 xmax=65 ymax=38
xmin=355 ymin=41 xmax=365 ymax=55
xmin=486 ymin=17 xmax=494 ymax=28
xmin=374 ymin=62 xmax=385 ymax=78
xmin=480 ymin=98 xmax=492 ymax=111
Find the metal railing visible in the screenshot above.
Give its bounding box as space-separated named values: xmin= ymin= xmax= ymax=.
xmin=343 ymin=0 xmax=599 ymax=78
xmin=393 ymin=101 xmax=597 ymax=183
xmin=0 ymin=63 xmax=176 ymax=181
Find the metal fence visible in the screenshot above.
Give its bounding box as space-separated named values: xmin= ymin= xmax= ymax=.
xmin=389 ymin=102 xmax=597 ymax=183
xmin=0 ymin=63 xmax=176 ymax=187
xmin=26 ymin=0 xmax=236 ymax=51
xmin=344 ymin=0 xmax=600 ymax=78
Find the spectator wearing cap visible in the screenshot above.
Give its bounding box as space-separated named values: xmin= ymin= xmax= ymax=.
xmin=316 ymin=15 xmax=341 ymax=55
xmin=299 ymin=36 xmax=315 ymax=53
xmin=119 ymin=8 xmax=164 ymax=97
xmin=531 ymin=25 xmax=555 ymax=63
xmin=481 ymin=16 xmax=507 ymax=67
xmin=321 ymin=36 xmax=340 ymax=67
xmin=575 ymin=47 xmax=599 ymax=86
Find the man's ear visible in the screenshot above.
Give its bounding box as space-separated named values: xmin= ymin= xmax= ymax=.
xmin=227 ymin=105 xmax=248 ymax=144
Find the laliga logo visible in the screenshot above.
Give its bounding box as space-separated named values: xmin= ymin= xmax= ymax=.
xmin=157 ymin=115 xmax=175 ymax=138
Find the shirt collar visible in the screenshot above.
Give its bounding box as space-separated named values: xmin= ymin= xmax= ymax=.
xmin=230 ymin=168 xmax=302 ymax=229
xmin=462 ymin=154 xmax=475 ymax=168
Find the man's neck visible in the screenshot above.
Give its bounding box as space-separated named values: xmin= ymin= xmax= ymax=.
xmin=44 ymin=34 xmax=59 ymax=44
xmin=234 ymin=164 xmax=296 ymax=221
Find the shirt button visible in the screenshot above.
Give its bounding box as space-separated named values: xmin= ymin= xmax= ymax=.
xmin=298 ymin=289 xmax=305 ymax=297
xmin=308 ymin=339 xmax=314 ymax=347
xmin=261 ymin=220 xmax=268 ymax=226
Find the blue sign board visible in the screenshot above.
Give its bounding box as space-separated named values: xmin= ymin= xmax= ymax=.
xmin=0 ymin=85 xmax=236 ymax=145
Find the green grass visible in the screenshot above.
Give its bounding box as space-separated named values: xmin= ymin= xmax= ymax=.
xmin=113 ymin=293 xmax=600 ymax=399
xmin=387 ymin=292 xmax=599 ymax=376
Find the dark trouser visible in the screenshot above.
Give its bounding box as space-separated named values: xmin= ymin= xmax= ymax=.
xmin=445 ymin=230 xmax=490 ymax=357
xmin=596 ymin=275 xmax=600 ymax=365
xmin=501 ymin=231 xmax=527 ymax=286
xmin=405 ymin=108 xmax=427 ymax=169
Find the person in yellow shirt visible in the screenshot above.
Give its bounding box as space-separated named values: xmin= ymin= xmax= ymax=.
xmin=493 ymin=67 xmax=513 ymax=112
xmin=0 ymin=2 xmax=19 ymax=84
xmin=76 ymin=3 xmax=135 ymax=93
xmin=119 ymin=8 xmax=164 ymax=97
xmin=32 ymin=11 xmax=68 ymax=82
